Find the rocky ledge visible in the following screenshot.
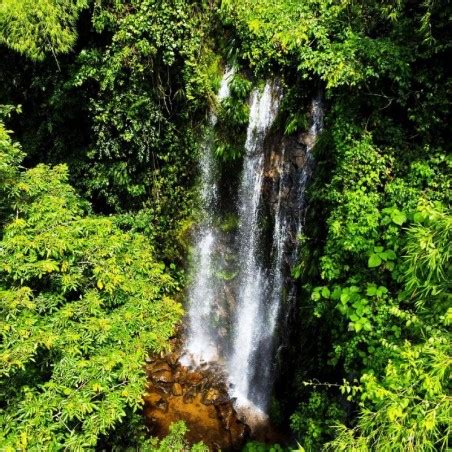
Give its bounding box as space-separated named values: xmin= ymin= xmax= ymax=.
xmin=144 ymin=338 xmax=250 ymax=451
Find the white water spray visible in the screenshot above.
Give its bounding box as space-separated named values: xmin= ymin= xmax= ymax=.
xmin=227 ymin=81 xmax=281 ymax=412
xmin=184 ymin=75 xmax=323 ymax=421
xmin=183 ymin=68 xmax=234 ymax=366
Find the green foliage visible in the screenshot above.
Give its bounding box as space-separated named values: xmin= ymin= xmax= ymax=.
xmin=403 ymin=203 xmax=451 ymax=305
xmin=0 ymin=138 xmax=183 ymax=448
xmin=214 ymin=72 xmax=252 ymax=161
xmin=0 ymin=111 xmax=24 ymax=225
xmin=219 ymin=213 xmax=240 ymax=233
xmin=147 ymin=421 xmax=208 ymax=451
xmin=327 ymin=335 xmax=451 ymax=451
xmin=0 ymin=0 xmax=450 ymax=449
xmin=70 ymin=0 xmax=212 ymax=213
xmin=0 ymin=0 xmax=87 ymax=61
xmin=0 ymin=0 xmax=219 ymax=261
xmin=303 ymin=116 xmax=450 ymax=446
xmin=284 ymin=112 xmax=308 ymax=136
xmin=290 ymin=391 xmax=345 ymax=451
xmin=221 ymin=0 xmax=411 ymax=87
xmin=243 ymin=441 xmax=285 ymax=452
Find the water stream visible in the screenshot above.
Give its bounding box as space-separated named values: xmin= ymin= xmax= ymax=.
xmin=227 ymin=81 xmax=281 ymax=413
xmin=183 ymin=68 xmax=234 ymax=365
xmin=183 ymin=75 xmax=323 ymax=419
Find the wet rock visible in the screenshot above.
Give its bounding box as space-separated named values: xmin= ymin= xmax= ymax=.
xmin=185 ymin=371 xmax=204 ymax=384
xmin=223 ymin=284 xmax=236 ymax=312
xmin=295 ymin=155 xmax=306 ymax=168
xmin=166 ymin=352 xmax=180 ymax=366
xmin=218 ymin=327 xmax=228 ymax=339
xmin=156 ymin=398 xmax=169 ymax=413
xmin=183 ymin=387 xmax=197 ymax=404
xmin=201 ymin=388 xmax=220 ymax=405
xmin=154 ymin=383 xmax=172 ymax=395
xmin=174 ymin=367 xmax=187 ymax=382
xmin=298 ymin=131 xmax=313 ymax=147
xmin=153 ymin=369 xmax=174 ymax=383
xmin=172 ymin=383 xmax=183 ymax=396
xmin=229 ymin=419 xmax=251 ymax=447
xmin=143 ymin=391 xmax=165 ymax=406
xmin=202 ymin=388 xmax=229 ymax=405
xmin=216 ymin=403 xmax=236 ymax=430
xmin=149 ymin=361 xmax=172 ymax=373
xmin=144 ymin=339 xmax=251 ymax=451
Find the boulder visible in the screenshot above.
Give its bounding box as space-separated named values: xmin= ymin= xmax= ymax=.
xmin=171 ymin=383 xmax=183 ymax=396
xmin=153 ymin=370 xmax=174 ymax=383
xmin=149 ymin=361 xmax=172 ymax=373
xmin=185 ymin=371 xmax=204 ymax=384
xmin=166 ymin=352 xmax=180 ymax=367
xmin=202 ymin=388 xmax=229 ymax=405
xmin=144 ymin=337 xmax=252 ymax=450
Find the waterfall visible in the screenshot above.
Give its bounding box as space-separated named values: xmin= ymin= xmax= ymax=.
xmin=183 ymin=67 xmax=234 ymax=366
xmin=227 ymin=81 xmax=281 ymax=412
xmin=269 ymin=94 xmax=324 ymax=367
xmin=293 ymin=96 xmax=323 ymax=242
xmin=184 ymin=74 xmax=323 ymax=419
xmin=228 ymin=93 xmax=323 ymax=414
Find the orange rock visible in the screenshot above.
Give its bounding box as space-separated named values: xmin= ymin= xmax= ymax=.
xmin=144 ymin=342 xmax=252 ymax=450
xmin=202 ymin=387 xmax=229 ymax=405
xmin=183 ymin=388 xmax=197 ymax=404
xmin=153 ymin=370 xmax=174 ymax=383
xmin=186 ymin=371 xmax=204 ymax=384
xmin=166 ymin=352 xmax=180 ymax=366
xmin=202 ymin=388 xmax=220 ymax=405
xmin=149 ymin=361 xmax=172 ymax=373
xmin=172 ymin=383 xmax=183 ymax=396
xmin=143 ymin=391 xmax=164 ymax=406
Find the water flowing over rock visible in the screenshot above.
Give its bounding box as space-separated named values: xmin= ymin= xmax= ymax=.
xmin=145 ymin=337 xmax=250 ymax=451
xmin=182 ymin=70 xmax=324 ymax=427
xmin=183 ymin=67 xmax=235 ymax=366
xmin=227 ymin=80 xmax=282 ymax=413
xmin=263 ymin=95 xmax=324 ymax=396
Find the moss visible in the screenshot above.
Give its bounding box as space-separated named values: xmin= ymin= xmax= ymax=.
xmin=218 ymin=213 xmax=240 ymax=232
xmin=215 ymin=270 xmax=238 ymax=281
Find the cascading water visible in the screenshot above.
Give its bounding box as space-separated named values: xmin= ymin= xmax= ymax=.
xmin=183 ymin=67 xmax=234 ymax=365
xmin=183 ymin=73 xmax=323 ymax=422
xmin=292 ymin=96 xmax=324 ymax=249
xmin=227 ymin=81 xmax=282 ymax=413
xmin=269 ymin=94 xmax=324 ymax=360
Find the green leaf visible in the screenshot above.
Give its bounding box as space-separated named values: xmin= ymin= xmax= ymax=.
xmin=312 ymin=290 xmax=321 ymax=301
xmin=368 ymin=254 xmax=382 ymax=268
xmin=384 ymin=249 xmax=396 ymax=260
xmin=391 ymin=209 xmax=407 ymax=225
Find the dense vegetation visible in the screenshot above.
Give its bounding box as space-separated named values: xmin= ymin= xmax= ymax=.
xmin=0 ymin=0 xmax=450 ymax=450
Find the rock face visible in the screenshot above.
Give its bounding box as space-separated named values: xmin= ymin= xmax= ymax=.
xmin=144 ymin=337 xmax=250 ymax=451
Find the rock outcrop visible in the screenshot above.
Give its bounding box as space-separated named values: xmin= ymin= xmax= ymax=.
xmin=144 ymin=337 xmax=250 ymax=451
